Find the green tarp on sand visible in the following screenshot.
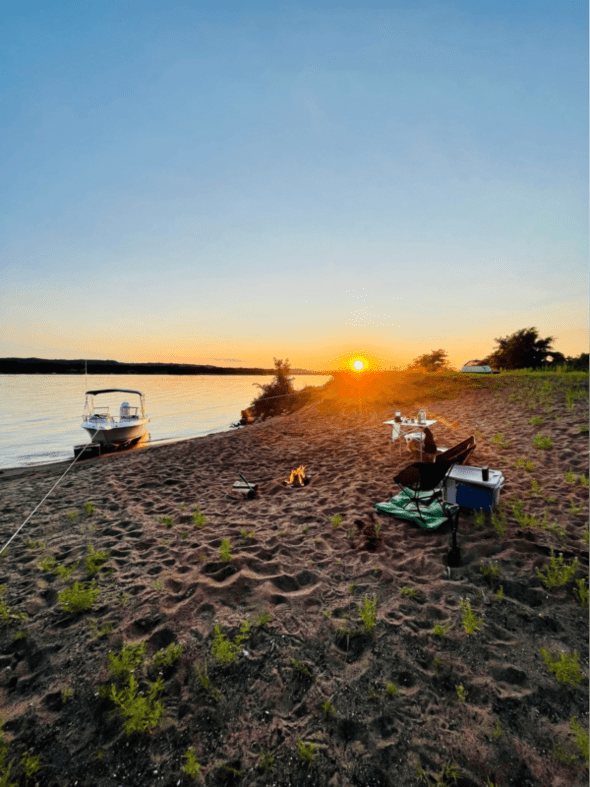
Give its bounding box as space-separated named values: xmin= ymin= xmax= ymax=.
xmin=375 ymin=489 xmax=457 ymax=530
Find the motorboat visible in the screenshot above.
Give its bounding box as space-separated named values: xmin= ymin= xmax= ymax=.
xmin=81 ymin=389 xmax=150 ymax=445
xmin=460 ymin=360 xmax=500 ymax=374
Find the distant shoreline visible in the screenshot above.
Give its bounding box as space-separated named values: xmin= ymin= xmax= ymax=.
xmin=0 ymin=358 xmax=330 ymax=375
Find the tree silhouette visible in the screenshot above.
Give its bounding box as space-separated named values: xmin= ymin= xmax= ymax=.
xmin=483 ymin=328 xmax=558 ymax=370
xmin=251 ymin=358 xmax=296 ymax=418
xmin=409 ymin=349 xmax=451 ymax=372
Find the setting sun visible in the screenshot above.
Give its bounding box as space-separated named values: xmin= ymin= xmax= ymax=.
xmin=352 ymin=359 xmax=364 ymax=371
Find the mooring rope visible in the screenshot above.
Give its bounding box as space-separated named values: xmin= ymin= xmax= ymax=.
xmin=0 ymin=428 xmax=99 ymax=557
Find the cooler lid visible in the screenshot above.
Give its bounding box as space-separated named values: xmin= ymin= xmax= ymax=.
xmin=447 ymin=465 xmax=504 ymax=487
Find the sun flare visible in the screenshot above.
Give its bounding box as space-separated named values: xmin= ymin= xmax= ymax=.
xmin=352 ymin=359 xmax=364 ymax=371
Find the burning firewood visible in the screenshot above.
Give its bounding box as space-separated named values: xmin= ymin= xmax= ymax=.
xmin=284 ymin=465 xmax=309 ymax=487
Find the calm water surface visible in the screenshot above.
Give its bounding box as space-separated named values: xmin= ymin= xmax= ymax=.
xmin=0 ymin=374 xmax=331 ymax=469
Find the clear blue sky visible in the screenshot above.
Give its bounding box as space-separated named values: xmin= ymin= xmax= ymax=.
xmin=1 ymin=1 xmax=587 ymax=370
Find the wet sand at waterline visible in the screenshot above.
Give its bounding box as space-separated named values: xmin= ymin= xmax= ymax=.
xmin=0 ymin=377 xmax=588 ymax=786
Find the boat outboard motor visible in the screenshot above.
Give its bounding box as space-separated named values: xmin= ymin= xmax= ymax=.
xmin=120 ymin=401 xmax=131 ymax=419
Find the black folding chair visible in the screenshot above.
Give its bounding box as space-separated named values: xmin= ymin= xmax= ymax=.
xmin=393 ymin=459 xmax=461 ymax=566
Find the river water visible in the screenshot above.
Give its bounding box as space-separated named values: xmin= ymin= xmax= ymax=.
xmin=0 ymin=374 xmax=331 ymax=470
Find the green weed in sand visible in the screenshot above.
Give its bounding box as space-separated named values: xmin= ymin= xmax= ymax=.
xmin=532 ymin=434 xmax=553 ymax=449
xmin=20 ymin=751 xmax=41 ymax=778
xmin=290 ymin=658 xmax=312 ymax=678
xmin=385 ymin=682 xmax=398 ymax=695
xmin=296 ymin=740 xmax=316 ymax=763
xmin=56 ymin=561 xmax=79 ymax=581
xmin=494 ymin=586 xmax=504 ymax=601
xmin=400 ymin=586 xmax=416 ymax=597
xmin=529 ymin=416 xmax=544 ymax=426
xmin=108 ymin=673 xmax=165 ymax=735
xmin=191 ymin=508 xmax=206 ymax=528
xmin=255 ymin=610 xmax=272 ymax=627
xmin=567 ymin=498 xmax=582 ymax=515
xmin=183 ymin=749 xmax=201 ymax=779
xmin=490 ymin=433 xmax=511 ymax=448
xmin=564 ymin=470 xmax=577 ymax=485
xmin=473 ymin=510 xmax=486 ymax=528
xmin=574 ymin=579 xmax=589 ymax=609
xmin=219 ymin=539 xmax=232 ymax=562
xmin=490 ymin=507 xmax=507 ymax=538
xmin=38 ymin=554 xmax=57 ymax=572
xmin=259 ymin=751 xmax=274 ymax=771
xmin=460 ymin=599 xmax=483 ymax=635
xmin=330 ymin=514 xmax=343 ymax=528
xmin=540 ymin=648 xmax=585 ymax=687
xmin=58 ymin=581 xmax=99 ymax=613
xmin=84 ymin=502 xmax=95 ymax=516
xmin=479 ymin=561 xmax=501 ymax=580
xmin=536 ymin=549 xmax=578 ymax=589
xmin=569 ymin=717 xmax=589 ymax=765
xmin=321 ymin=698 xmax=335 ymax=716
xmin=432 ymin=621 xmax=452 ymax=638
xmin=151 ymin=642 xmax=183 ymax=671
xmin=194 ymin=659 xmax=222 ymax=701
xmin=579 ymin=473 xmax=589 ymax=488
xmin=0 ymin=586 xmax=28 ymax=626
xmin=85 ymin=545 xmax=109 ymax=576
xmin=159 ymin=515 xmax=175 ymax=528
xmin=67 ymin=510 xmax=78 ymax=520
xmin=88 ymin=619 xmax=113 ymax=639
xmin=211 ymin=620 xmax=250 ymax=666
xmin=514 ymin=456 xmax=536 ymax=472
xmin=108 ymin=642 xmax=146 ymax=683
xmin=456 ymin=684 xmax=467 ymax=702
xmin=359 ymin=595 xmax=377 ymax=634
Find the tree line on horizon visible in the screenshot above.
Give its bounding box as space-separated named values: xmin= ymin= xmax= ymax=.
xmin=410 ymin=327 xmax=588 ymax=373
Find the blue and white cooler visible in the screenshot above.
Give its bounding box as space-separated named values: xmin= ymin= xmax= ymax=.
xmin=442 ymin=466 xmax=504 ymax=513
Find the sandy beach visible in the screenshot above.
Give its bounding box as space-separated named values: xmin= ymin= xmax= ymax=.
xmin=0 ymin=374 xmax=588 ymax=787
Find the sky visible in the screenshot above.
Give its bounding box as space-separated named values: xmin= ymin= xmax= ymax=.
xmin=1 ymin=0 xmax=587 ymax=372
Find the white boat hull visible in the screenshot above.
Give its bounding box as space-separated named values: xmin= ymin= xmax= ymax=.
xmin=82 ymin=418 xmax=150 ymax=445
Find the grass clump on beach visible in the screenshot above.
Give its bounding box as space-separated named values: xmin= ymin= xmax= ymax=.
xmin=191 ymin=508 xmax=206 ymax=528
xmin=84 ymin=502 xmax=95 ymax=516
xmin=490 ymin=507 xmax=507 ymax=538
xmin=515 ymin=456 xmax=536 ymax=472
xmin=540 ymin=648 xmax=585 ymax=687
xmin=532 ymin=434 xmax=553 ymax=450
xmin=158 ymin=515 xmax=175 ymax=528
xmin=108 ymin=673 xmax=165 ymax=736
xmin=219 ymin=538 xmax=232 ymax=562
xmin=535 ymin=549 xmax=578 ymax=589
xmin=490 ymin=433 xmax=511 ymax=448
xmin=479 ymin=561 xmax=501 ymax=580
xmin=151 ymin=642 xmax=183 ymax=671
xmin=183 ymin=749 xmax=201 ymax=779
xmin=359 ymin=595 xmax=378 ymax=634
xmin=574 ymin=579 xmax=589 ymax=609
xmin=460 ymin=599 xmax=483 ymax=635
xmin=211 ymin=620 xmax=250 ymax=666
xmin=58 ymin=581 xmax=100 ymax=613
xmin=432 ymin=621 xmax=452 ymax=638
xmin=108 ymin=642 xmax=146 ymax=683
xmin=85 ymin=545 xmax=109 ymax=576
xmin=330 ymin=514 xmax=343 ymax=528
xmin=296 ymin=740 xmax=316 ymax=763
xmin=194 ymin=660 xmax=222 ymax=702
xmin=0 ymin=586 xmax=28 ymax=627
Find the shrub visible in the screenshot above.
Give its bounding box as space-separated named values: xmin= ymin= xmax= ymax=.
xmin=85 ymin=545 xmax=109 ymax=576
xmin=479 ymin=561 xmax=501 ymax=580
xmin=58 ymin=581 xmax=99 ymax=613
xmin=251 ymin=358 xmax=296 ymax=419
xmin=108 ymin=642 xmax=146 ymax=682
xmin=321 ymin=699 xmax=335 ymax=716
xmin=296 ymin=740 xmax=316 ymax=763
xmin=84 ymin=502 xmax=95 ymax=516
xmin=183 ymin=749 xmax=201 ymax=779
xmin=536 ymin=549 xmax=578 ymax=589
xmin=151 ymin=642 xmax=183 ymax=670
xmin=219 ymin=539 xmax=231 ymax=562
xmin=574 ymin=579 xmax=589 ymax=609
xmin=570 ymin=716 xmax=589 ymax=765
xmin=330 ymin=514 xmax=343 ymax=528
xmin=108 ymin=673 xmax=165 ymax=735
xmin=211 ymin=620 xmax=250 ymax=666
xmin=540 ymin=648 xmax=585 ymax=686
xmin=0 ymin=586 xmax=28 ymax=626
xmin=20 ymin=752 xmax=41 ymax=778
xmin=192 ymin=508 xmax=206 ymax=528
xmin=460 ymin=599 xmax=483 ymax=635
xmin=532 ymin=434 xmax=553 ymax=450
xmin=359 ymin=595 xmax=378 ymax=634
xmin=514 ymin=456 xmax=536 ymax=471
xmin=432 ymin=622 xmax=452 ymax=638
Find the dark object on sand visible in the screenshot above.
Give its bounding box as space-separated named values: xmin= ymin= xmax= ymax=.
xmin=232 ymin=473 xmax=258 ymax=499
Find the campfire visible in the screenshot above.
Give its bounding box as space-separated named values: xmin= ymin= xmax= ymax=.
xmin=285 ymin=465 xmax=309 ymax=487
